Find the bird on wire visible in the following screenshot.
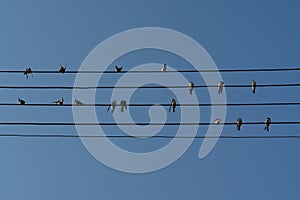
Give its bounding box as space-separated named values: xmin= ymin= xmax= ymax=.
xmin=115 ymin=66 xmax=122 ymax=72
xmin=107 ymin=99 xmax=117 ymax=113
xmin=169 ymin=99 xmax=177 ymax=112
xmin=74 ymin=99 xmax=84 ymax=106
xmin=252 ymin=80 xmax=256 ymax=94
xmin=24 ymin=67 xmax=33 ymax=79
xmin=161 ymin=64 xmax=167 ymax=72
xmin=214 ymin=118 xmax=221 ymax=125
xmin=189 ymin=81 xmax=194 ymax=95
xmin=18 ymin=98 xmax=25 ymax=105
xmin=54 ymin=98 xmax=64 ymax=106
xmin=264 ymin=117 xmax=271 ymax=132
xmin=120 ymin=100 xmax=127 ymax=112
xmin=236 ymin=118 xmax=243 ymax=131
xmin=59 ymin=65 xmax=66 ymax=74
xmin=217 ymin=81 xmax=224 ymax=95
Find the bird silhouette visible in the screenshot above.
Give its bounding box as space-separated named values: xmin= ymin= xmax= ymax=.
xmin=24 ymin=67 xmax=33 ymax=79
xmin=115 ymin=66 xmax=122 ymax=72
xmin=169 ymin=99 xmax=176 ymax=112
xmin=107 ymin=99 xmax=117 ymax=113
xmin=264 ymin=117 xmax=271 ymax=132
xmin=54 ymin=98 xmax=64 ymax=106
xmin=236 ymin=118 xmax=243 ymax=131
xmin=252 ymin=80 xmax=256 ymax=94
xmin=120 ymin=100 xmax=127 ymax=112
xmin=189 ymin=81 xmax=194 ymax=95
xmin=217 ymin=81 xmax=224 ymax=95
xmin=214 ymin=119 xmax=221 ymax=125
xmin=18 ymin=98 xmax=25 ymax=105
xmin=59 ymin=65 xmax=66 ymax=74
xmin=74 ymin=99 xmax=84 ymax=106
xmin=161 ymin=64 xmax=167 ymax=72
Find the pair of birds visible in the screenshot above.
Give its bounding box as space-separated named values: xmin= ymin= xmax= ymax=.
xmin=217 ymin=80 xmax=257 ymax=94
xmin=24 ymin=65 xmax=66 ymax=79
xmin=17 ymin=98 xmax=64 ymax=105
xmin=235 ymin=117 xmax=271 ymax=131
xmin=107 ymin=100 xmax=127 ymax=113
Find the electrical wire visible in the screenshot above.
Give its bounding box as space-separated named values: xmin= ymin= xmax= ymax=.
xmin=1 ymin=83 xmax=300 ymax=89
xmin=0 ymin=121 xmax=299 ymax=126
xmin=2 ymin=67 xmax=300 ymax=73
xmin=1 ymin=102 xmax=300 ymax=107
xmin=0 ymin=133 xmax=299 ymax=139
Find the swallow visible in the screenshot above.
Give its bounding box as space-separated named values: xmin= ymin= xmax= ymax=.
xmin=169 ymin=99 xmax=176 ymax=112
xmin=24 ymin=67 xmax=33 ymax=79
xmin=54 ymin=98 xmax=64 ymax=106
xmin=189 ymin=81 xmax=195 ymax=95
xmin=161 ymin=64 xmax=167 ymax=72
xmin=120 ymin=100 xmax=127 ymax=112
xmin=217 ymin=81 xmax=224 ymax=95
xmin=59 ymin=65 xmax=66 ymax=74
xmin=74 ymin=99 xmax=84 ymax=106
xmin=236 ymin=118 xmax=243 ymax=131
xmin=252 ymin=80 xmax=256 ymax=94
xmin=264 ymin=117 xmax=271 ymax=132
xmin=18 ymin=98 xmax=25 ymax=105
xmin=115 ymin=66 xmax=122 ymax=72
xmin=214 ymin=119 xmax=221 ymax=125
xmin=107 ymin=99 xmax=117 ymax=113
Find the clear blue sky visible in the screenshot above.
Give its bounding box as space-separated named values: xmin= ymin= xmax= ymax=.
xmin=0 ymin=0 xmax=300 ymax=199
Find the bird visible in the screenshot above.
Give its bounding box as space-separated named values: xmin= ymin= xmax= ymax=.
xmin=214 ymin=119 xmax=221 ymax=125
xmin=18 ymin=98 xmax=25 ymax=105
xmin=251 ymin=80 xmax=256 ymax=94
xmin=236 ymin=118 xmax=243 ymax=131
xmin=54 ymin=98 xmax=64 ymax=106
xmin=217 ymin=81 xmax=224 ymax=95
xmin=59 ymin=65 xmax=66 ymax=74
xmin=115 ymin=66 xmax=122 ymax=72
xmin=120 ymin=100 xmax=127 ymax=112
xmin=107 ymin=99 xmax=117 ymax=113
xmin=169 ymin=99 xmax=176 ymax=112
xmin=264 ymin=117 xmax=271 ymax=132
xmin=74 ymin=99 xmax=84 ymax=106
xmin=24 ymin=67 xmax=33 ymax=79
xmin=189 ymin=81 xmax=195 ymax=95
xmin=161 ymin=64 xmax=167 ymax=72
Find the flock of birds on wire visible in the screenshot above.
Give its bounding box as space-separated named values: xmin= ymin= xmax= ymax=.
xmin=18 ymin=64 xmax=271 ymax=132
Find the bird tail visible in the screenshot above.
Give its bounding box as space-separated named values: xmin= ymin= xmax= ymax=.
xmin=107 ymin=105 xmax=111 ymax=112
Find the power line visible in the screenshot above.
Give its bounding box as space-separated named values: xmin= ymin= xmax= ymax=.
xmin=1 ymin=102 xmax=300 ymax=107
xmin=1 ymin=67 xmax=300 ymax=74
xmin=0 ymin=133 xmax=299 ymax=139
xmin=0 ymin=121 xmax=299 ymax=126
xmin=1 ymin=83 xmax=300 ymax=90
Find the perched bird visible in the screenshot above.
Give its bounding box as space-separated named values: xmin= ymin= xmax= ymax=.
xmin=214 ymin=119 xmax=221 ymax=125
xmin=251 ymin=80 xmax=256 ymax=94
xmin=18 ymin=98 xmax=25 ymax=105
xmin=169 ymin=99 xmax=176 ymax=112
xmin=236 ymin=118 xmax=243 ymax=131
xmin=74 ymin=99 xmax=84 ymax=106
xmin=161 ymin=64 xmax=167 ymax=72
xmin=264 ymin=117 xmax=271 ymax=132
xmin=115 ymin=66 xmax=122 ymax=72
xmin=107 ymin=99 xmax=117 ymax=113
xmin=217 ymin=81 xmax=224 ymax=95
xmin=189 ymin=81 xmax=195 ymax=95
xmin=120 ymin=100 xmax=127 ymax=112
xmin=24 ymin=67 xmax=33 ymax=79
xmin=59 ymin=65 xmax=66 ymax=74
xmin=54 ymin=98 xmax=64 ymax=106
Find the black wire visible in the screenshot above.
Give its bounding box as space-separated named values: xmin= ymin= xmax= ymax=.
xmin=1 ymin=102 xmax=300 ymax=107
xmin=1 ymin=83 xmax=300 ymax=89
xmin=2 ymin=67 xmax=300 ymax=73
xmin=0 ymin=122 xmax=299 ymax=126
xmin=0 ymin=134 xmax=299 ymax=139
